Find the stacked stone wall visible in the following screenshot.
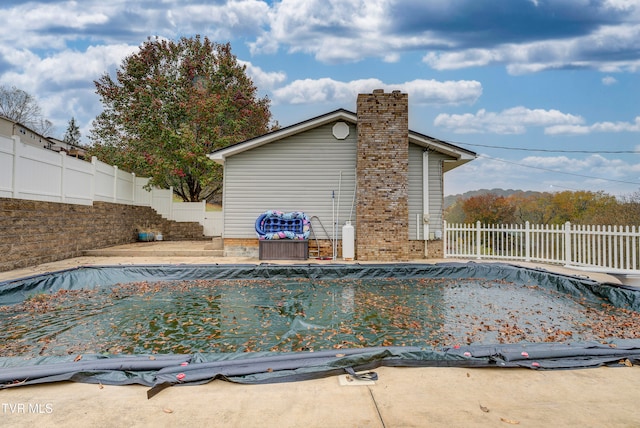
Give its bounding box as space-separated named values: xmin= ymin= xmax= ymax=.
xmin=0 ymin=198 xmax=205 ymax=272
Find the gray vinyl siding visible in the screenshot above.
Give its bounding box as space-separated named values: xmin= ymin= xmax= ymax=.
xmin=408 ymin=144 xmax=423 ymax=240
xmin=408 ymin=145 xmax=449 ymax=240
xmin=428 ymin=151 xmax=447 ymax=239
xmin=223 ymin=122 xmax=357 ymax=239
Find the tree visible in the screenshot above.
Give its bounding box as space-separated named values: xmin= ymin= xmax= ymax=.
xmin=63 ymin=117 xmax=81 ymax=146
xmin=0 ymin=85 xmax=52 ymax=136
xmin=616 ymin=190 xmax=640 ymax=225
xmin=89 ymin=36 xmax=272 ymax=202
xmin=461 ymin=193 xmax=516 ymax=224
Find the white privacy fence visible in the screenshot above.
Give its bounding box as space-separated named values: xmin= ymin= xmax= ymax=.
xmin=0 ymin=134 xmax=222 ymax=236
xmin=444 ymin=220 xmax=640 ymax=272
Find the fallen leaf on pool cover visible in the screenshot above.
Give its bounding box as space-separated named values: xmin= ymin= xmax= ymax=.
xmin=163 ymin=408 xmax=173 ymax=414
xmin=479 ymin=404 xmax=490 ymax=413
xmin=500 ymin=417 xmax=520 ymax=424
xmin=73 ymin=355 xmax=82 ymax=362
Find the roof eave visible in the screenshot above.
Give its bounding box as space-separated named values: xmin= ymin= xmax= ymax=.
xmin=408 ymin=132 xmax=477 ymax=171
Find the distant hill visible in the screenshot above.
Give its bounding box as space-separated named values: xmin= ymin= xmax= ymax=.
xmin=444 ymin=188 xmax=544 ymax=209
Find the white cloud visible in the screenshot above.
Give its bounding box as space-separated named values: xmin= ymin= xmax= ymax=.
xmin=272 ymin=78 xmax=482 ymax=106
xmin=0 ymin=43 xmax=138 ymax=139
xmin=424 ymin=24 xmax=640 ymax=74
xmin=434 ymin=107 xmax=584 ymax=134
xmin=164 ymin=0 xmax=270 ymax=40
xmin=602 ymin=76 xmax=618 ymax=85
xmin=545 ymin=116 xmax=640 ymax=135
xmin=238 ymin=60 xmax=286 ymax=90
xmin=445 ymin=152 xmax=640 ymax=196
xmin=521 ymin=154 xmax=639 ymax=178
xmin=249 ymin=0 xmax=451 ymax=63
xmin=0 ymin=44 xmax=138 ymax=93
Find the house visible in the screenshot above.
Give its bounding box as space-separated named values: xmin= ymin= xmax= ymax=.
xmin=208 ymin=89 xmax=476 ymax=261
xmin=0 ymin=115 xmax=86 ymax=159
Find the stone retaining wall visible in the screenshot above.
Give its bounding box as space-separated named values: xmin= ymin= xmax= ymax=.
xmin=0 ymin=198 xmax=205 ymax=272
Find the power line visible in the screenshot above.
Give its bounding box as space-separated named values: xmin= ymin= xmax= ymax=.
xmin=452 ymin=141 xmax=638 ymax=154
xmin=479 ymin=154 xmax=640 ymax=186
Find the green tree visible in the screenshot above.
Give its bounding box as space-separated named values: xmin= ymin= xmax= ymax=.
xmin=443 ymin=200 xmax=466 ymax=224
xmin=617 ymin=190 xmax=640 ymax=225
xmin=63 ymin=117 xmax=81 ymax=146
xmin=88 ymin=36 xmax=272 ymax=202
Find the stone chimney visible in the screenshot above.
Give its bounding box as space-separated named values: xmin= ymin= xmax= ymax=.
xmin=355 ymin=89 xmax=409 ymax=261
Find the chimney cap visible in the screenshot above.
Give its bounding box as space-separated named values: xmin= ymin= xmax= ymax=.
xmin=373 ymin=89 xmax=384 ymax=94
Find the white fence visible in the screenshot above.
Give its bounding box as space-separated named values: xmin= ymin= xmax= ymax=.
xmin=444 ymin=220 xmax=640 ymax=272
xmin=0 ymin=134 xmax=221 ymax=236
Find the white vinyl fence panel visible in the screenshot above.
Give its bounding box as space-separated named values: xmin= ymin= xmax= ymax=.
xmin=171 ymin=201 xmax=206 ymax=223
xmin=204 ymin=211 xmax=223 ymax=237
xmin=61 ymin=155 xmax=94 ymax=205
xmin=0 ymin=135 xmax=15 ymax=197
xmin=444 ymin=221 xmax=640 ymax=272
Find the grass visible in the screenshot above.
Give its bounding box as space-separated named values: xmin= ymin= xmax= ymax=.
xmin=171 ymin=195 xmax=222 ymax=211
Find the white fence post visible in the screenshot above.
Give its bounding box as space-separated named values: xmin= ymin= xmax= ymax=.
xmin=113 ymin=165 xmax=118 ymax=203
xmin=11 ymin=136 xmax=20 ymax=199
xmin=90 ymin=156 xmax=97 ymax=203
xmin=132 ymin=173 xmax=136 ymax=203
xmin=59 ymin=151 xmax=66 ymax=203
xmin=476 ymin=220 xmax=482 ymax=259
xmin=525 ymin=221 xmax=531 ymax=262
xmin=169 ymin=186 xmax=174 ymax=219
xmin=564 ymin=221 xmax=572 ymax=265
xmin=443 ymin=220 xmax=449 ymax=258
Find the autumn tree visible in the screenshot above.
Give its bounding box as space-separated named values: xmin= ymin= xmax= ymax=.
xmin=88 ymin=36 xmax=272 ymax=202
xmin=546 ymin=190 xmax=617 ymax=224
xmin=460 ymin=193 xmax=516 ymax=224
xmin=616 ymin=191 xmax=640 ymax=224
xmin=63 ymin=117 xmax=81 ymax=146
xmin=0 ymin=85 xmax=53 ymax=136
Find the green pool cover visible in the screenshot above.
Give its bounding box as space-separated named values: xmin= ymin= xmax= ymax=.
xmin=0 ymin=262 xmax=639 ymax=398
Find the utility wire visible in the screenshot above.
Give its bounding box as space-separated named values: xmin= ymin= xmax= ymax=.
xmin=450 ymin=141 xmax=638 ymax=154
xmin=478 ymin=154 xmax=640 ymax=186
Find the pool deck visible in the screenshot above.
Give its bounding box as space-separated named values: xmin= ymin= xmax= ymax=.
xmin=1 ymin=241 xmax=638 ymax=427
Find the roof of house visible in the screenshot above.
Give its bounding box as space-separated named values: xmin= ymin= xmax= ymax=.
xmin=207 ymin=109 xmax=476 ymax=172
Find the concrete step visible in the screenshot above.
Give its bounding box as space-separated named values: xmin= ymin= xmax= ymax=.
xmin=204 ymin=237 xmax=223 ymax=250
xmin=83 ymin=240 xmax=224 ymax=258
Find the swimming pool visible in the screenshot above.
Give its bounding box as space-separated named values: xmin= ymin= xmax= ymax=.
xmin=1 ymin=262 xmax=639 ymax=394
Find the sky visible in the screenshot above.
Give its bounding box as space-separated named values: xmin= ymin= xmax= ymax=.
xmin=1 ymin=0 xmax=639 ymax=197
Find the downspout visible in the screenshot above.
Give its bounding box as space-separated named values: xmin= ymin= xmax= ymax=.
xmin=423 ymin=150 xmax=430 ymax=257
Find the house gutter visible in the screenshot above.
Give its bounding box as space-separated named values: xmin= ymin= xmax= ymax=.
xmin=423 ymin=150 xmax=430 ymax=257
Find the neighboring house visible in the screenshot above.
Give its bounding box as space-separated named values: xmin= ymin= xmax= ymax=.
xmin=0 ymin=115 xmax=50 ymax=149
xmin=48 ymin=137 xmax=87 ymax=160
xmin=208 ymin=90 xmax=476 ymax=261
xmin=0 ymin=115 xmax=86 ymax=159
